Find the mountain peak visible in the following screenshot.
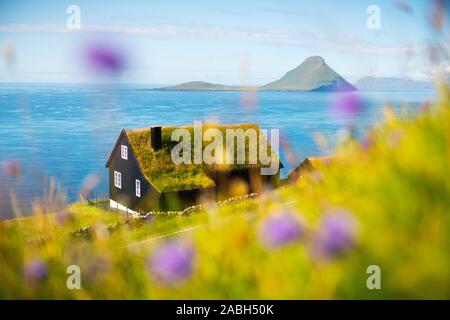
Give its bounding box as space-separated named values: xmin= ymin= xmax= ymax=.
xmin=261 ymin=56 xmax=356 ymax=91
xmin=303 ymin=56 xmax=325 ymax=64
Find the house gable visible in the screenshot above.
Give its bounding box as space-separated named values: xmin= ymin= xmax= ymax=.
xmin=106 ymin=130 xmax=160 ymax=211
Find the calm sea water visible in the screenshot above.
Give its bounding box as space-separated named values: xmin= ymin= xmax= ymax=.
xmin=0 ymin=83 xmax=437 ymax=219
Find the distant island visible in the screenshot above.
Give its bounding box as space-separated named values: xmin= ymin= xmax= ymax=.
xmin=355 ymin=76 xmax=435 ymax=91
xmin=153 ymin=56 xmax=356 ymax=92
xmin=155 ymin=81 xmax=251 ymax=91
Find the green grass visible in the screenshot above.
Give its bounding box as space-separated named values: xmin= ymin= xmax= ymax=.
xmin=109 ymin=196 xmax=260 ymax=243
xmin=0 ymin=87 xmax=449 ymax=299
xmin=126 ymin=123 xmax=277 ymax=192
xmin=2 ymin=203 xmax=125 ymax=242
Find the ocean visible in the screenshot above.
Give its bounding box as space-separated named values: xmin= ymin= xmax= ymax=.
xmin=0 ymin=83 xmax=437 ymax=219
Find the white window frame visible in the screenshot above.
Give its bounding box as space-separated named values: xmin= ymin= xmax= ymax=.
xmin=135 ymin=179 xmax=141 ymax=197
xmin=121 ymin=145 xmax=128 ymax=160
xmin=114 ymin=171 xmax=122 ymax=189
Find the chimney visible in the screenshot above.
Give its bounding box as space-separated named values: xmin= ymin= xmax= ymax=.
xmin=150 ymin=126 xmax=162 ymax=150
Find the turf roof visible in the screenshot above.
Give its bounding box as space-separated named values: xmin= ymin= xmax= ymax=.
xmin=125 ymin=124 xmax=278 ymax=192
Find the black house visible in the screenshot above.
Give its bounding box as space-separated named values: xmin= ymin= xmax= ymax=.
xmin=105 ymin=124 xmax=282 ymax=214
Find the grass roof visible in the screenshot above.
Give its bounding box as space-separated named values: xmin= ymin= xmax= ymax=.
xmin=125 ymin=124 xmax=278 ymax=192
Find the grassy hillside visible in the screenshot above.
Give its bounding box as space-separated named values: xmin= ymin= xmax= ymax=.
xmin=0 ymin=87 xmax=449 ymax=299
xmin=1 ymin=203 xmax=124 ymax=241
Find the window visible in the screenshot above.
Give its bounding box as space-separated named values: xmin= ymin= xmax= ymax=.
xmin=114 ymin=171 xmax=121 ymax=189
xmin=121 ymin=145 xmax=128 ymax=160
xmin=135 ymin=179 xmax=141 ymax=197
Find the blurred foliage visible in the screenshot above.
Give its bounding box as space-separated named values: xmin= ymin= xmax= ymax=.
xmin=0 ymin=88 xmax=449 ymax=299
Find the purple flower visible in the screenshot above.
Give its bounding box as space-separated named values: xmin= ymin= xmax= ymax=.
xmin=331 ymin=92 xmax=363 ymax=115
xmin=258 ymin=210 xmax=303 ymax=249
xmin=148 ymin=240 xmax=195 ymax=285
xmin=84 ymin=42 xmax=125 ymax=74
xmin=2 ymin=159 xmax=21 ymax=178
xmin=313 ymin=209 xmax=357 ymax=258
xmin=394 ymin=0 xmax=413 ymax=14
xmin=24 ymin=259 xmax=47 ymax=282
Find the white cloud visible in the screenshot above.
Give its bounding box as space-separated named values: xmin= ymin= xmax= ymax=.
xmin=0 ymin=22 xmax=425 ymax=55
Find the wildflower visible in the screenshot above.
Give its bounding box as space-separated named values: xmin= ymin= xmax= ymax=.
xmin=360 ymin=133 xmax=374 ymax=151
xmin=93 ymin=224 xmax=110 ymax=240
xmin=2 ymin=159 xmax=21 ymax=178
xmin=2 ymin=40 xmax=16 ymax=69
xmin=388 ymin=130 xmax=403 ymax=148
xmin=258 ymin=210 xmax=303 ymax=249
xmin=331 ymin=92 xmax=363 ymax=115
xmin=313 ymin=209 xmax=358 ymax=258
xmin=80 ymin=174 xmax=100 ymax=197
xmin=24 ymin=259 xmax=47 ymax=282
xmin=429 ymin=0 xmax=445 ymax=32
xmin=420 ymin=101 xmax=430 ymax=111
xmin=394 ymin=0 xmax=413 ymax=14
xmin=143 ymin=214 xmax=155 ymax=224
xmin=148 ymin=240 xmax=195 ymax=285
xmin=84 ymin=42 xmax=125 ymax=74
xmin=55 ymin=210 xmax=75 ymax=225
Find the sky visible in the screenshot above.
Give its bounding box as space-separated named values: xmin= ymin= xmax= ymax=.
xmin=0 ymin=0 xmax=447 ymax=84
